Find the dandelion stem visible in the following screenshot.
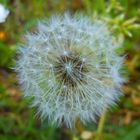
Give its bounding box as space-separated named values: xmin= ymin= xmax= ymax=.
xmin=95 ymin=110 xmax=107 ymax=140
xmin=75 ymin=119 xmax=84 ymax=134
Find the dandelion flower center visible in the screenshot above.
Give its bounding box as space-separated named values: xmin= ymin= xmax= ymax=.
xmin=54 ymin=50 xmax=89 ymax=88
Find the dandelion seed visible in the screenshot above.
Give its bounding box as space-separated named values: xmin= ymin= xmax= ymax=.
xmin=16 ymin=13 xmax=124 ymax=128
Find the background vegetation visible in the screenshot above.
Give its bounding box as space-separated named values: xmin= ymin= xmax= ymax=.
xmin=0 ymin=0 xmax=140 ymax=140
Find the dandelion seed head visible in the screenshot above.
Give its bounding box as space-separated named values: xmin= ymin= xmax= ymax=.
xmin=16 ymin=13 xmax=124 ymax=128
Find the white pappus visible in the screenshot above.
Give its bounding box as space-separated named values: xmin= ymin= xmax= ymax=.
xmin=16 ymin=13 xmax=124 ymax=128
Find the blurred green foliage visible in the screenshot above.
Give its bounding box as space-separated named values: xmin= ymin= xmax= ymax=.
xmin=0 ymin=0 xmax=140 ymax=140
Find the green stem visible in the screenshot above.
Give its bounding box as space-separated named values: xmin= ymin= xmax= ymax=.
xmin=95 ymin=110 xmax=107 ymax=140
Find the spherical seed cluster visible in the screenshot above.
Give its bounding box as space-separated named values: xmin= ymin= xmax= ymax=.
xmin=16 ymin=14 xmax=124 ymax=128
